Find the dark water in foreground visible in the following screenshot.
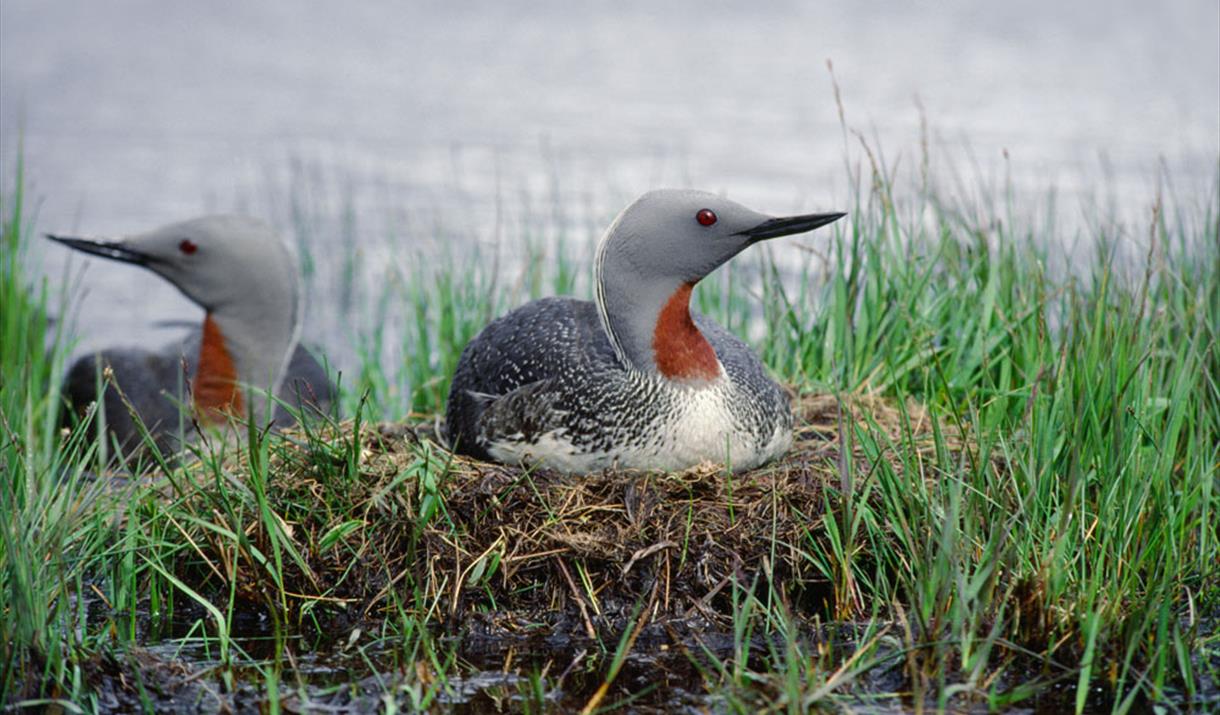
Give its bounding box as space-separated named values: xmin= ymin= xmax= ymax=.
xmin=75 ymin=590 xmax=1196 ymax=714
xmin=86 ymin=618 xmax=1172 ymax=713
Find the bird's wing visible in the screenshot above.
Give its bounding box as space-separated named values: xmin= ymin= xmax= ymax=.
xmin=444 ymin=297 xmax=611 ymax=458
xmin=471 ymin=378 xmax=566 ymax=449
xmin=61 ymin=345 xmax=191 ymax=455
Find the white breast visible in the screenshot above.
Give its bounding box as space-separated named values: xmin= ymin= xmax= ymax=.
xmin=647 ymin=381 xmax=791 ymax=471
xmin=487 ymin=376 xmax=792 ymax=473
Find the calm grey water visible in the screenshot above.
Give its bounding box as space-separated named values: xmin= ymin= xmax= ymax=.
xmin=3 ymin=0 xmax=1217 ymax=370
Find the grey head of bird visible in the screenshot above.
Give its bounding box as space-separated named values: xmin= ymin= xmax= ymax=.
xmin=47 ymin=215 xmax=303 ymax=425
xmin=595 ymin=189 xmax=844 ymax=380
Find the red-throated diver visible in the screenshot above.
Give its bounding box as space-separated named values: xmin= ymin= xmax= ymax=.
xmin=47 ymin=215 xmax=336 ymax=456
xmin=445 ymin=190 xmax=844 ymax=472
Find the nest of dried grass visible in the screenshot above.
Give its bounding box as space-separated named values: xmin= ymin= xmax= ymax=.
xmin=186 ymin=391 xmax=960 ymax=635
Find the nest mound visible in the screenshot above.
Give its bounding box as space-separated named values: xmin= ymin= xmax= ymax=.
xmin=191 ymin=391 xmax=959 ymax=634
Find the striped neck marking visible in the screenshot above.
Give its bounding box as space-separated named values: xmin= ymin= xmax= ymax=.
xmin=593 ymin=220 xmax=631 ymax=368
xmin=193 ymin=313 xmax=244 ymax=421
xmin=652 ymin=282 xmax=720 ymax=383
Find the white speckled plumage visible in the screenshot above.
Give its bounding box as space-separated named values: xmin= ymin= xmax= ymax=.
xmin=445 ymin=190 xmax=843 ymax=473
xmin=485 ymin=368 xmax=793 ymax=473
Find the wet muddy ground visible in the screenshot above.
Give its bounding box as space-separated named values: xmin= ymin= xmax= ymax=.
xmin=71 ymin=593 xmax=1178 ymax=714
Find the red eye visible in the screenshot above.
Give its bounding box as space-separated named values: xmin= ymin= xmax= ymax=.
xmin=178 ymin=239 xmax=198 ymax=255
xmin=696 ymin=208 xmax=717 ymax=226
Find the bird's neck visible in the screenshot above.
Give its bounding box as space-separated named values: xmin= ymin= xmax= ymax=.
xmin=193 ymin=313 xmax=244 ymax=422
xmin=650 ymin=282 xmax=721 ymax=382
xmin=196 ymin=298 xmax=300 ymax=426
xmin=595 ymin=247 xmax=721 ymax=384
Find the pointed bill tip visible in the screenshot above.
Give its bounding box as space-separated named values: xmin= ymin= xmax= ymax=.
xmin=44 ymin=233 xmax=151 ymax=265
xmin=738 ymin=211 xmax=847 ymax=241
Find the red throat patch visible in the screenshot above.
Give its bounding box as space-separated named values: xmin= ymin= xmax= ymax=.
xmin=652 ymin=283 xmax=721 ymax=382
xmin=193 ymin=313 xmax=244 ymax=422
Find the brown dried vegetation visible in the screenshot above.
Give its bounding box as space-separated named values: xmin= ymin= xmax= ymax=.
xmin=173 ymin=391 xmax=962 ymax=640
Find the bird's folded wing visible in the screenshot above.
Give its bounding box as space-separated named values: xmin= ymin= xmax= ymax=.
xmin=473 ymin=379 xmax=566 ymax=445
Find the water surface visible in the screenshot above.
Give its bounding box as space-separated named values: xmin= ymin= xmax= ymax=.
xmin=3 ymin=0 xmax=1216 ymax=367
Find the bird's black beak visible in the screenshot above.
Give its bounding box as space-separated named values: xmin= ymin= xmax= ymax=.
xmin=45 ymin=234 xmax=151 ymax=266
xmin=737 ymin=211 xmax=846 ymax=242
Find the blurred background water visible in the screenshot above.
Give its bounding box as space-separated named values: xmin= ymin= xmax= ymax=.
xmin=2 ymin=0 xmax=1217 ymax=373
